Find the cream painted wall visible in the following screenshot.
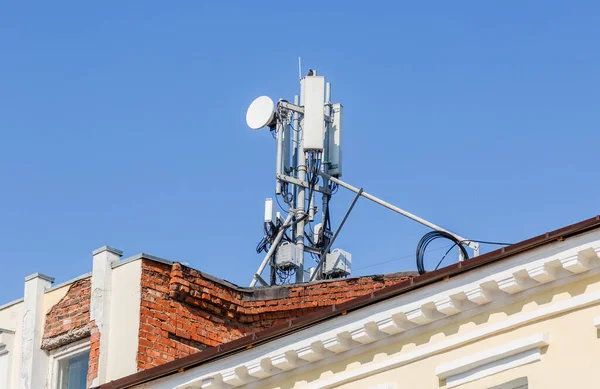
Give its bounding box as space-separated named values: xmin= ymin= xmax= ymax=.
xmin=0 ymin=351 xmax=8 ymax=389
xmin=257 ymin=272 xmax=600 ymax=389
xmin=0 ymin=301 xmax=22 ymax=332
xmin=0 ymin=282 xmax=69 ymax=389
xmin=106 ymin=260 xmax=143 ymax=382
xmin=42 ymin=283 xmax=73 ymax=316
xmin=0 ymin=301 xmax=23 ymax=389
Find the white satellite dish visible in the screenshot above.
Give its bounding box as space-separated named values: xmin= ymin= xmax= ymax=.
xmin=246 ymin=96 xmax=275 ymax=130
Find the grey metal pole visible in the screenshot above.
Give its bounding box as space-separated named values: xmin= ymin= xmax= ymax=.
xmin=295 ymin=86 xmax=306 ymax=283
xmin=291 ymin=95 xmax=299 ymax=244
xmin=295 ymin=154 xmax=306 ymax=282
xmin=250 ymin=212 xmax=295 ymax=287
xmin=320 ymin=82 xmax=332 ymax=252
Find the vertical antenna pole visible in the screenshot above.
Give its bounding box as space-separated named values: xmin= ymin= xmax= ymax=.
xmin=298 ymin=57 xmax=302 ymax=81
xmin=317 ymin=82 xmax=332 ymax=279
xmin=295 ymin=84 xmax=306 ymax=283
xmin=291 ymin=95 xmax=299 ymax=241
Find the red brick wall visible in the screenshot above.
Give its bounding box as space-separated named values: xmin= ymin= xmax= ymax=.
xmin=137 ymin=260 xmax=413 ymax=370
xmin=41 ymin=277 xmax=99 ymax=387
xmin=39 ymin=258 xmax=414 ymax=380
xmin=42 ymin=278 xmax=91 ymax=342
xmin=87 ymin=320 xmax=100 ymax=387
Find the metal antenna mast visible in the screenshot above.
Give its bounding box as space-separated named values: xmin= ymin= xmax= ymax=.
xmin=246 ymin=69 xmax=479 ymax=287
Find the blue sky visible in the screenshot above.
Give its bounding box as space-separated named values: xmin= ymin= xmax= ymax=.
xmin=1 ymin=2 xmax=599 ymax=303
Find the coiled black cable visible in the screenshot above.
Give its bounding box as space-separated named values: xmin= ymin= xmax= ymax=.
xmin=416 ymin=231 xmax=513 ymax=275
xmin=416 ymin=231 xmax=470 ymax=275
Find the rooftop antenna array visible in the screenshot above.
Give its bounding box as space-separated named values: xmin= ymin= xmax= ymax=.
xmin=246 ymin=69 xmax=485 ymax=287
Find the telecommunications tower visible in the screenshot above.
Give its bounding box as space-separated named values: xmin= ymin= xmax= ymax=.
xmin=246 ymin=69 xmax=482 ymax=287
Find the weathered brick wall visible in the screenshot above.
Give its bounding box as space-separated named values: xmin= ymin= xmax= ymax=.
xmin=42 ymin=278 xmax=92 ymax=350
xmin=40 ymin=277 xmax=99 ymax=388
xmin=138 ymin=260 xmax=413 ymax=370
xmin=38 ymin=258 xmax=414 ymax=379
xmin=87 ymin=320 xmax=100 ymax=386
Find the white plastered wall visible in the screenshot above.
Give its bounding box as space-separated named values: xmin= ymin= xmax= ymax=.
xmin=0 ymin=283 xmax=72 ymax=389
xmin=106 ymin=259 xmax=143 ymax=381
xmin=0 ymin=301 xmax=23 ymax=389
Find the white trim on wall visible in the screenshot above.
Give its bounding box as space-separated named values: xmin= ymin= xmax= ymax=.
xmin=594 ymin=316 xmax=600 ymax=329
xmin=0 ymin=330 xmax=14 ymax=351
xmin=300 ymin=292 xmax=596 ymax=389
xmin=435 ymin=333 xmax=548 ymax=387
xmin=0 ymin=330 xmax=14 ymax=389
xmin=167 ymin=280 xmax=600 ymax=389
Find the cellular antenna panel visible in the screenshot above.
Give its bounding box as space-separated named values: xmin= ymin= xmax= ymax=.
xmin=301 ymin=76 xmax=325 ymax=151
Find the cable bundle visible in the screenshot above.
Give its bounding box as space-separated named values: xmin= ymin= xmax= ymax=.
xmin=416 ymin=231 xmax=469 ymax=275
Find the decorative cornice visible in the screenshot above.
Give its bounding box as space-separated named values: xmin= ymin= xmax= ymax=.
xmin=303 ymin=290 xmax=600 ymax=389
xmin=594 ymin=316 xmax=600 ymax=329
xmin=174 ymin=239 xmax=600 ymax=389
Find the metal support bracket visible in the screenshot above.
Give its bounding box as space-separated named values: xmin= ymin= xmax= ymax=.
xmin=277 ymin=174 xmax=332 ymax=195
xmin=303 ymin=246 xmax=322 ymax=255
xmin=318 ymin=172 xmax=480 ymax=255
xmin=252 ymin=273 xmax=269 ymax=287
xmin=278 ymin=101 xmax=304 ymax=114
xmin=277 ymin=101 xmax=332 ymax=122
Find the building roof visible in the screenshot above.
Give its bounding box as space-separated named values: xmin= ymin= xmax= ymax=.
xmin=93 ymin=214 xmax=600 ymax=389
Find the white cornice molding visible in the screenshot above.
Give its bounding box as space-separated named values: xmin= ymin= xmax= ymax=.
xmin=594 ymin=316 xmax=600 ymax=329
xmin=170 ymin=234 xmax=600 ymax=389
xmin=302 ymin=291 xmax=599 ymax=389
xmin=435 ymin=333 xmax=549 ymax=387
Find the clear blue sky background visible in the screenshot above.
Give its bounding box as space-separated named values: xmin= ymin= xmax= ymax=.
xmin=1 ymin=2 xmax=599 ymax=303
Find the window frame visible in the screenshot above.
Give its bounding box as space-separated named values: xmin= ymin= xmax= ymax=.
xmin=488 ymin=377 xmax=528 ymax=389
xmin=47 ymin=339 xmax=90 ymax=389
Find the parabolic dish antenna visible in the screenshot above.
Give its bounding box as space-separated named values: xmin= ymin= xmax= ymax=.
xmin=246 ymin=96 xmax=275 ymax=130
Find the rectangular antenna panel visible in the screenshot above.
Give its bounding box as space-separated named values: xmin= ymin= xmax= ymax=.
xmin=282 ymin=122 xmax=291 ymax=174
xmin=329 ymin=103 xmax=343 ymax=177
xmin=264 ymin=198 xmax=275 ymax=223
xmin=302 ymin=76 xmax=325 ymax=151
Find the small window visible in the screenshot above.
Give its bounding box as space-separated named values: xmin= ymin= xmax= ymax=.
xmin=56 ymin=350 xmax=89 ymax=389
